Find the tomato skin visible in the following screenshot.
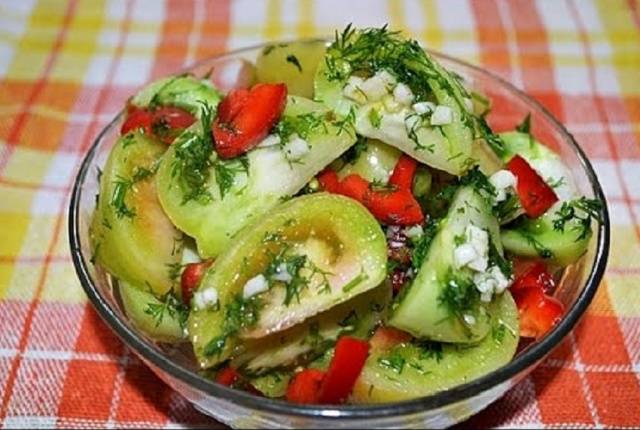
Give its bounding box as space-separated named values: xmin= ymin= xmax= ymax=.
xmin=181 ymin=260 xmax=213 ymax=305
xmin=507 ymin=155 xmax=558 ymax=218
xmin=389 ymin=154 xmax=418 ymax=190
xmin=213 ymin=83 xmax=287 ymax=159
xmin=339 ymin=174 xmax=369 ymax=202
xmin=285 ymin=369 xmax=325 ymax=404
xmin=318 ymin=336 xmax=370 ymax=404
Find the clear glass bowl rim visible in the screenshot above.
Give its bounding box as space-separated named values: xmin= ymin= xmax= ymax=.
xmin=68 ymin=38 xmax=610 ymax=420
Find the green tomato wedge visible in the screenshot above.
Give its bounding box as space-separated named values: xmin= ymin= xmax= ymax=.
xmin=90 ymin=131 xmax=182 ymax=296
xmin=351 ymin=291 xmax=519 ymax=403
xmin=232 ymin=283 xmax=390 ymax=375
xmin=119 ymin=281 xmax=186 ymax=343
xmin=256 ymin=40 xmax=327 ymax=98
xmin=155 ymin=95 xmax=357 ymax=258
xmin=188 ymin=193 xmax=387 ymax=369
xmin=335 ymin=138 xmax=402 ymax=183
xmin=130 ymin=74 xmax=222 ymax=117
xmin=388 ymin=186 xmax=503 ymax=343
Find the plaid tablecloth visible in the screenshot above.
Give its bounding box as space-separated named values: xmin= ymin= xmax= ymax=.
xmin=0 ymin=0 xmax=638 ymax=428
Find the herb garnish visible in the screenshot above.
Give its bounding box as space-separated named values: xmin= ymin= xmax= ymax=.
xmin=111 ymin=175 xmax=136 ymax=219
xmin=213 ymin=155 xmax=249 ymax=199
xmin=552 ymin=197 xmax=602 ymax=241
xmin=368 ymin=107 xmax=382 ymax=128
xmin=203 ymin=294 xmax=262 ymax=356
xmin=378 ymin=352 xmax=406 ymax=374
xmin=411 ymin=220 xmax=439 ymax=270
xmin=516 ymin=113 xmax=531 ymax=134
xmin=144 ymin=290 xmax=189 ymax=329
xmin=171 ymin=102 xmax=215 ymax=204
xmin=437 ymin=272 xmax=481 ymax=328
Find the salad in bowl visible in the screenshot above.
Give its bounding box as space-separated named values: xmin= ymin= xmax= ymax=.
xmin=80 ymin=25 xmax=606 ymax=418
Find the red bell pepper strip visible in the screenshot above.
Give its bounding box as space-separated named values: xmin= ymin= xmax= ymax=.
xmin=339 ymin=174 xmax=370 ymax=202
xmin=286 ymin=369 xmax=325 ymax=404
xmin=317 ymin=169 xmax=341 ymax=193
xmin=317 ymin=169 xmax=424 ymax=226
xmin=121 ymin=105 xmax=196 ymax=144
xmin=121 ymin=107 xmax=153 ymax=135
xmin=181 ymin=260 xmax=214 ymax=305
xmin=364 ymin=188 xmax=424 ymax=225
xmin=215 ymin=366 xmax=241 ymax=386
xmin=213 ymin=83 xmax=287 ymax=159
xmin=507 ymin=155 xmax=558 ymax=218
xmin=389 ymin=154 xmax=418 ymax=190
xmin=512 ymin=286 xmax=564 ymax=338
xmin=318 ymin=336 xmax=370 ymax=404
xmin=511 ymin=261 xmax=555 ymax=294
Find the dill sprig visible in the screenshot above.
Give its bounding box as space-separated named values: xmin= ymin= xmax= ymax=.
xmin=437 ymin=272 xmax=481 ymax=330
xmin=324 ymin=24 xmax=504 ymax=155
xmin=144 ymin=290 xmax=189 ymax=329
xmin=203 ymin=294 xmax=262 ymax=357
xmin=111 ymin=175 xmax=136 ymax=219
xmin=274 ymin=112 xmax=328 ymax=142
xmin=213 ymin=155 xmax=249 ymax=199
xmin=552 ymin=197 xmax=602 ymax=241
xmin=411 ymin=220 xmax=439 ymax=270
xmin=171 ymin=102 xmax=215 ymax=204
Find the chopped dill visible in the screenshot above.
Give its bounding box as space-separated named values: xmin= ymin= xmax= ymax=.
xmin=368 ymin=107 xmax=382 ymax=128
xmin=111 ymin=176 xmax=136 ymax=219
xmin=213 ymin=155 xmax=249 ymax=199
xmin=170 ymin=102 xmax=215 ymax=204
xmin=552 ymin=197 xmax=602 ymax=241
xmin=342 ymin=268 xmax=368 ymax=293
xmin=203 ymin=294 xmax=262 ymax=357
xmin=378 ymin=352 xmax=406 ymax=374
xmin=144 ymin=290 xmax=189 ymax=329
xmin=516 ymin=113 xmax=532 ymax=134
xmin=411 ymin=220 xmax=439 ymax=270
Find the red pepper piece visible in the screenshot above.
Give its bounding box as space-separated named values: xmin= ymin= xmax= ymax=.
xmin=215 ymin=366 xmax=241 ymax=386
xmin=339 ymin=174 xmax=369 ymax=202
xmin=512 ymin=287 xmax=564 ymax=338
xmin=151 ymin=106 xmax=197 ymax=144
xmin=121 ymin=107 xmax=153 ymax=135
xmin=285 ymin=369 xmax=325 ymax=404
xmin=318 ymin=336 xmax=370 ymax=404
xmin=364 ymin=189 xmax=424 ymax=225
xmin=507 ymin=155 xmax=558 ymax=218
xmin=511 ymin=261 xmax=555 ymax=294
xmin=369 ymin=326 xmax=412 ymax=351
xmin=213 ymin=83 xmax=287 ymax=159
xmin=389 ymin=154 xmax=418 ymax=190
xmin=317 ymin=169 xmax=341 ymax=193
xmin=181 ymin=260 xmax=214 ymax=305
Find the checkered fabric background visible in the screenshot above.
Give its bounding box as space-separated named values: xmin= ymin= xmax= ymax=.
xmin=0 ymin=0 xmax=638 ymax=428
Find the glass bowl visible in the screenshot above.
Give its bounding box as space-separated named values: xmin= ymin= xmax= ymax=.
xmin=68 ymin=39 xmax=610 ymax=428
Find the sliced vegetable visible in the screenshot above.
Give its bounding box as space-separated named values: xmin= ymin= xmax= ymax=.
xmin=89 ymin=131 xmax=182 ymax=296
xmin=181 ymin=260 xmax=214 ymax=304
xmin=213 ymin=83 xmax=287 ymax=159
xmin=256 ymin=40 xmax=327 ymax=98
xmin=507 ymin=155 xmax=558 ymax=218
xmin=510 ymin=261 xmax=555 ymax=294
xmin=318 ymin=336 xmax=370 ymax=404
xmin=319 ymin=170 xmax=424 ymax=226
xmin=388 ymin=186 xmax=503 ymax=343
xmin=335 ymin=139 xmax=401 ymax=183
xmin=511 ymin=286 xmax=564 ymax=338
xmin=231 ymin=284 xmax=389 ymax=375
xmin=130 ymin=75 xmax=222 ymax=118
xmin=156 ymin=95 xmax=357 ymax=257
xmin=286 ymin=369 xmax=325 ymax=404
xmin=188 ymin=193 xmax=387 ymax=368
xmin=352 ymin=291 xmax=519 ymax=403
xmin=369 ymin=326 xmax=412 ymax=351
xmin=216 ymin=366 xmax=241 ymax=386
xmin=121 ymin=107 xmax=152 ymax=135
xmin=501 ymin=200 xmax=594 ymax=266
xmin=389 ymin=154 xmax=418 ymax=190
xmin=119 ymin=281 xmax=187 ymax=343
